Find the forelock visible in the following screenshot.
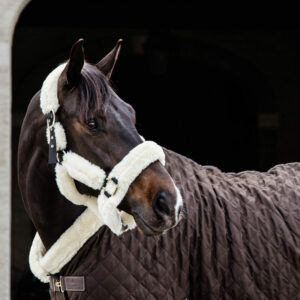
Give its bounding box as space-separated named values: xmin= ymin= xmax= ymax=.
xmin=77 ymin=63 xmax=111 ymax=122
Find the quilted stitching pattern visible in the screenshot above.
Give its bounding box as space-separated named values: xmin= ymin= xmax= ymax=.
xmin=56 ymin=150 xmax=299 ymax=300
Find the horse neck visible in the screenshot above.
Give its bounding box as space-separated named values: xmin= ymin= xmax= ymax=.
xmin=18 ymin=93 xmax=85 ymax=250
xmin=163 ymin=148 xmax=214 ymax=228
xmin=164 ymin=147 xmax=204 ymax=186
xmin=19 ymin=92 xmax=205 ymax=251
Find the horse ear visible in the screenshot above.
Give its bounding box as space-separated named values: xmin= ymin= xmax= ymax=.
xmin=96 ymin=39 xmax=122 ymax=79
xmin=63 ymin=38 xmax=85 ymax=86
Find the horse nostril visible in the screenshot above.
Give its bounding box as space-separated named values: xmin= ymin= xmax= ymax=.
xmin=154 ymin=191 xmax=171 ymax=216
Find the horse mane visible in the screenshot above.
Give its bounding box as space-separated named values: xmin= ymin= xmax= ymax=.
xmin=77 ymin=63 xmax=111 ymax=122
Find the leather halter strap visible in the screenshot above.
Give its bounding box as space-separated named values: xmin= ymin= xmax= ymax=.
xmin=49 ymin=275 xmax=85 ymax=293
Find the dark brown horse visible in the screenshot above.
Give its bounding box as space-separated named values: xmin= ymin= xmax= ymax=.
xmin=18 ymin=40 xmax=299 ymax=299
xmin=18 ymin=39 xmax=182 ymax=250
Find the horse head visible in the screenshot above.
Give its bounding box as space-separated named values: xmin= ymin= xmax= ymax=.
xmin=55 ymin=39 xmax=182 ymax=236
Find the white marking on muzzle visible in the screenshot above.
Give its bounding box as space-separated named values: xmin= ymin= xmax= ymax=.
xmin=173 ymin=182 xmax=183 ymax=224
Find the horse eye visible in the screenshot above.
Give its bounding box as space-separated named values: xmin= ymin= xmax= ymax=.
xmin=87 ymin=119 xmax=97 ymax=131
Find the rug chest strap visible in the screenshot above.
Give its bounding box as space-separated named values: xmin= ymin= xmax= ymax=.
xmin=49 ymin=275 xmax=85 ymax=294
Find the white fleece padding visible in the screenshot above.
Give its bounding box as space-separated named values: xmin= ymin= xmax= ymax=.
xmin=55 ymin=141 xmax=164 ymax=235
xmin=98 ymin=141 xmax=165 ymax=235
xmin=29 ymin=209 xmax=103 ymax=283
xmin=46 ymin=122 xmax=67 ymax=151
xmin=40 ymin=63 xmax=66 ymax=114
xmin=55 ymin=163 xmax=137 ymax=230
xmin=55 ymin=164 xmax=96 ymax=207
xmin=119 ymin=211 xmax=136 ymax=230
xmin=62 ymin=151 xmax=106 ymax=190
xmin=29 ymin=234 xmax=48 ymax=282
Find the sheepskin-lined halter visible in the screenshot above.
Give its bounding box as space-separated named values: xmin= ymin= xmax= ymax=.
xmin=41 ymin=63 xmax=165 ymax=235
xmin=29 ymin=63 xmax=166 ymax=282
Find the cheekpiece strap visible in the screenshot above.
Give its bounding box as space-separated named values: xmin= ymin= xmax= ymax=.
xmin=47 ymin=111 xmax=57 ymax=164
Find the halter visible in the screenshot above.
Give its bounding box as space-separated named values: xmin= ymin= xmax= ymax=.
xmin=29 ymin=63 xmax=172 ymax=283
xmin=40 ymin=63 xmax=165 ymax=235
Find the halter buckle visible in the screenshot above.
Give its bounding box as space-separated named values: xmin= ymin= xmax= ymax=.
xmin=55 ymin=276 xmax=64 ymax=293
xmin=47 ymin=110 xmax=55 ymax=130
xmin=103 ymin=177 xmax=119 ymax=198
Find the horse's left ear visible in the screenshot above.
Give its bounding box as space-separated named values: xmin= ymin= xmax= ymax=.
xmin=96 ymin=39 xmax=122 ymax=79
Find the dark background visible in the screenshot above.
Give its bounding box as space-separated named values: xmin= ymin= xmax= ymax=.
xmin=11 ymin=1 xmax=300 ymax=299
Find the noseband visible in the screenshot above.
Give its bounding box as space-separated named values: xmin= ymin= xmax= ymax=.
xmin=29 ymin=63 xmax=166 ymax=282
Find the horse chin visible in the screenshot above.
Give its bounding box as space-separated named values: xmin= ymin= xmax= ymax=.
xmin=132 ymin=213 xmax=165 ymax=236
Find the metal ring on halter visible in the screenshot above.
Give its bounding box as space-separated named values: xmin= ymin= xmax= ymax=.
xmin=56 ymin=150 xmax=66 ymax=164
xmin=47 ymin=110 xmax=56 ymax=130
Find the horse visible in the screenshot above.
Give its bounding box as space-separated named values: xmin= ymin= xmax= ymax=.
xmin=18 ymin=39 xmax=300 ymax=300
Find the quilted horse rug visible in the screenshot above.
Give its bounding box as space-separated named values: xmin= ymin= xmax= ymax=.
xmin=18 ymin=39 xmax=299 ymax=300
xmin=49 ymin=151 xmax=300 ymax=299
